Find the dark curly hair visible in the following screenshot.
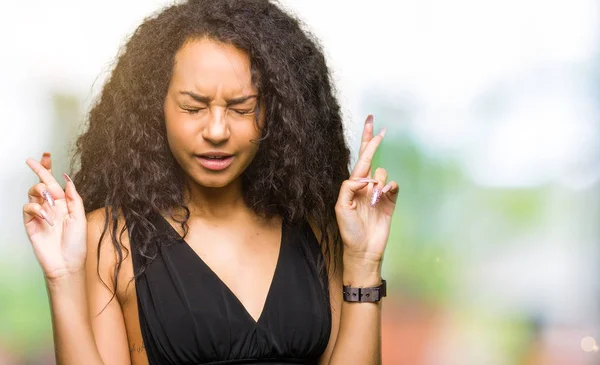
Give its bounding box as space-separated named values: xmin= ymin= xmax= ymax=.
xmin=71 ymin=0 xmax=351 ymax=301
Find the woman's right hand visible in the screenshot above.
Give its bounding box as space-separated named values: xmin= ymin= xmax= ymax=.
xmin=23 ymin=153 xmax=88 ymax=281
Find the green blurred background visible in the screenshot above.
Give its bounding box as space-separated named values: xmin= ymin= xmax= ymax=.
xmin=1 ymin=1 xmax=599 ymax=364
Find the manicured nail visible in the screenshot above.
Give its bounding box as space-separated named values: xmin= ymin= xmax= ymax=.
xmin=365 ymin=115 xmax=373 ymax=124
xmin=41 ymin=190 xmax=55 ymax=207
xmin=370 ymin=188 xmax=382 ymax=207
xmin=353 ymin=177 xmax=379 ymax=183
xmin=40 ymin=209 xmax=54 ymax=226
xmin=42 ymin=152 xmax=50 ymax=157
xmin=63 ymin=173 xmax=72 ymax=183
xmin=379 ymin=128 xmax=387 ymax=138
xmin=382 ymin=183 xmax=393 ymax=194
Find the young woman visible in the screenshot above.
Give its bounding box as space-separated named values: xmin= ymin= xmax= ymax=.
xmin=22 ymin=1 xmax=398 ymax=364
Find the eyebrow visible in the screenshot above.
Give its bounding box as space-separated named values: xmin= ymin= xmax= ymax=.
xmin=179 ymin=91 xmax=258 ymax=106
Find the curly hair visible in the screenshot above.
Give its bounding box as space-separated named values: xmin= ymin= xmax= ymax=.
xmin=71 ymin=0 xmax=351 ymax=301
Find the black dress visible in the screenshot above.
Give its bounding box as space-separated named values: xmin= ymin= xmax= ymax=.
xmin=128 ymin=211 xmax=331 ymax=365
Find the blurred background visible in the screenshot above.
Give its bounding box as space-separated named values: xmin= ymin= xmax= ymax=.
xmin=1 ymin=0 xmax=599 ymax=364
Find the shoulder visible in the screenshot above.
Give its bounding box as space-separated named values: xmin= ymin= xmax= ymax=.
xmin=86 ymin=206 xmax=128 ymax=235
xmin=307 ymin=218 xmax=322 ymax=247
xmin=84 ymin=208 xmax=133 ymax=364
xmin=308 ymin=217 xmax=344 ymax=363
xmin=85 ymin=207 xmax=132 ymax=289
xmin=86 ymin=207 xmax=131 ymax=254
xmin=306 ymin=217 xmax=342 ymax=277
xmin=86 ymin=207 xmax=131 ymax=243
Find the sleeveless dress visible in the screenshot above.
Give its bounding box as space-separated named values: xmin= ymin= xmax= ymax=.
xmin=128 ymin=211 xmax=332 ymax=365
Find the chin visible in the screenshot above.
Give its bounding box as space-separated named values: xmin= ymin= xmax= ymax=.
xmin=189 ymin=171 xmax=240 ymax=189
xmin=194 ymin=177 xmax=231 ymax=188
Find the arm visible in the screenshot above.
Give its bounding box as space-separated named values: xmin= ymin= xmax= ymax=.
xmin=46 ymin=269 xmax=105 ymax=365
xmin=314 ymin=226 xmax=383 ymax=365
xmin=23 ymin=157 xmax=130 ymax=365
xmin=320 ymin=116 xmax=398 ymax=364
xmin=44 ymin=209 xmax=131 ymax=365
xmin=326 ymin=258 xmax=383 ymax=364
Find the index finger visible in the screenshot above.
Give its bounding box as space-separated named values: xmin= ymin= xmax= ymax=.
xmin=26 ymin=158 xmax=65 ymax=200
xmin=350 ymin=128 xmax=386 ymax=179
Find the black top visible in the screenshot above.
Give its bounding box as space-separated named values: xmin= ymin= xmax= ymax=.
xmin=128 ymin=211 xmax=331 ymax=365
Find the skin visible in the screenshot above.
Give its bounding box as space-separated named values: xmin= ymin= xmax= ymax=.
xmin=23 ymin=38 xmax=399 ymax=365
xmin=164 ymin=38 xmax=264 ymax=205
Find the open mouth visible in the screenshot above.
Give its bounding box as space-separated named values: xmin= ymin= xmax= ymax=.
xmin=196 ymin=155 xmax=235 ymax=171
xmin=202 ymin=155 xmax=231 ymax=160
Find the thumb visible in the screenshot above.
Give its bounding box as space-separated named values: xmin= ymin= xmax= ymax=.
xmin=337 ymin=178 xmax=378 ymax=208
xmin=63 ymin=173 xmax=85 ymax=220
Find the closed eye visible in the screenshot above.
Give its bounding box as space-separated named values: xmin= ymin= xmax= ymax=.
xmin=181 ymin=106 xmax=206 ymax=114
xmin=231 ymin=108 xmax=255 ymax=115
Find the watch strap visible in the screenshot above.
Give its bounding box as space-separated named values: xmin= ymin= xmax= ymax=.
xmin=343 ymin=279 xmax=386 ymax=302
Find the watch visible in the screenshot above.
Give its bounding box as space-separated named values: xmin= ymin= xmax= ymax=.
xmin=342 ymin=279 xmax=387 ymax=302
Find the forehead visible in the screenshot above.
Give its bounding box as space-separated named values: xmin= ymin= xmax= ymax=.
xmin=171 ymin=38 xmax=255 ymax=96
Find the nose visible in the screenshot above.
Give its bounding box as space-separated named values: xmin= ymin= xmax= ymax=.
xmin=202 ymin=106 xmax=230 ymax=145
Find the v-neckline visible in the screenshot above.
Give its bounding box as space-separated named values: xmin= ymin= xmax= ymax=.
xmin=155 ymin=212 xmax=285 ymax=325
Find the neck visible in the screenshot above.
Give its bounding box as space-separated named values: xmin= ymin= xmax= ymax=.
xmin=183 ymin=176 xmax=248 ymax=220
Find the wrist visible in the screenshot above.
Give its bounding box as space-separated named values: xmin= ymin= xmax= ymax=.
xmin=342 ymin=255 xmax=382 ymax=287
xmin=45 ymin=268 xmax=86 ymax=292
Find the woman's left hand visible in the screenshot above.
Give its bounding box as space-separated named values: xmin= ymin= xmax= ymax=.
xmin=335 ymin=115 xmax=399 ymax=268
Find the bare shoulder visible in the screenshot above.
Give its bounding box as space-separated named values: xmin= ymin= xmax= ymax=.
xmin=86 ymin=207 xmax=132 ymax=253
xmin=86 ymin=207 xmax=130 ymax=243
xmin=308 ymin=217 xmax=344 ymax=365
xmin=85 ymin=207 xmax=134 ymax=364
xmin=85 ymin=207 xmax=133 ymax=293
xmin=307 ymin=217 xmax=341 ymax=275
xmin=307 ymin=218 xmax=321 ymax=241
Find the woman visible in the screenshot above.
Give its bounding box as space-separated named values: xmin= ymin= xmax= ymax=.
xmin=22 ymin=0 xmax=398 ymax=364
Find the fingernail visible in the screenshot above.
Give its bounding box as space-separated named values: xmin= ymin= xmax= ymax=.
xmin=379 ymin=128 xmax=387 ymax=138
xmin=42 ymin=152 xmax=50 ymax=157
xmin=365 ymin=115 xmax=373 ymax=124
xmin=382 ymin=183 xmax=393 ymax=194
xmin=42 ymin=190 xmax=55 ymax=207
xmin=40 ymin=209 xmax=54 ymax=226
xmin=63 ymin=173 xmax=77 ymax=193
xmin=370 ymin=188 xmax=382 ymax=207
xmin=353 ymin=177 xmax=379 ymax=183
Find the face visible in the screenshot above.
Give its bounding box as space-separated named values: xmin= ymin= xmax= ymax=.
xmin=164 ymin=38 xmax=263 ymax=189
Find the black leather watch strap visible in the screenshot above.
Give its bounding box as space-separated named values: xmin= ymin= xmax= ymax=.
xmin=343 ymin=279 xmax=387 ymax=302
